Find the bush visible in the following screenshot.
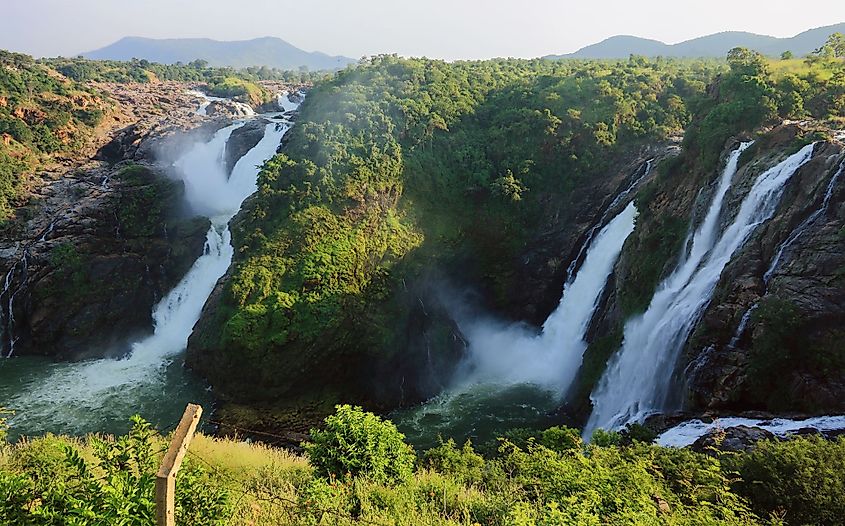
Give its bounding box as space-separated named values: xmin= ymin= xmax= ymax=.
xmin=539 ymin=426 xmax=583 ymax=453
xmin=730 ymin=436 xmax=845 ymax=526
xmin=590 ymin=428 xmax=622 ymax=447
xmin=305 ymin=405 xmax=415 ymax=484
xmin=423 ymin=438 xmax=484 ymax=485
xmin=0 ymin=408 xmax=10 ymax=443
xmin=0 ymin=416 xmax=231 ymax=525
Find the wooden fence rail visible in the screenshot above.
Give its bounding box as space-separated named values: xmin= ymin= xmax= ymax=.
xmin=156 ymin=403 xmax=203 ymax=526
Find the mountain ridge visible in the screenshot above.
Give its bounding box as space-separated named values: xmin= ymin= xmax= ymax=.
xmin=548 ymin=23 xmax=845 ymax=59
xmin=82 ymin=36 xmax=356 ymax=71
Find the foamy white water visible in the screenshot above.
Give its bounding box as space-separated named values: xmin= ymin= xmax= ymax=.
xmin=586 ymin=142 xmax=816 ymax=435
xmin=188 ymin=89 xmax=256 ymax=117
xmin=394 ymin=182 xmax=643 ymax=447
xmin=458 ymin=201 xmax=638 ymax=392
xmin=6 ymin=98 xmax=301 ymax=435
xmin=657 ymin=415 xmax=845 ymax=447
xmin=277 ymin=91 xmax=301 ymax=113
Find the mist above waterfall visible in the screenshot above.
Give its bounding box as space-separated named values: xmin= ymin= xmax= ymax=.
xmin=454 ymin=201 xmax=639 ymax=394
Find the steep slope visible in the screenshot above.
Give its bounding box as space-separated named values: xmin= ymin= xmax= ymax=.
xmin=186 ymin=56 xmax=717 ymax=426
xmin=550 ymin=23 xmax=845 ymax=59
xmin=82 ymin=37 xmax=355 ymax=71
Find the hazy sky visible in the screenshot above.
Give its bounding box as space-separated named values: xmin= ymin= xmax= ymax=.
xmin=2 ymin=0 xmax=845 ymax=60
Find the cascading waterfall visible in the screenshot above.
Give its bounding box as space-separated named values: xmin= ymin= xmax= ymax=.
xmin=566 ymin=160 xmax=652 ymax=280
xmin=0 ymin=251 xmax=28 ymax=358
xmin=586 ymin=142 xmax=817 ymax=435
xmin=3 ymin=100 xmax=300 ymax=436
xmin=458 ymin=201 xmax=639 ymax=391
xmin=396 ymin=167 xmax=645 ymax=447
xmin=188 ymin=89 xmax=256 ymax=117
xmin=764 ymin=157 xmax=844 ymax=284
xmin=728 ymin=157 xmax=844 ymax=347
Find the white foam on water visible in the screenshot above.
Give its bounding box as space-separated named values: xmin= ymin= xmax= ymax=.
xmin=586 ymin=142 xmax=817 ymax=435
xmin=657 ymin=415 xmax=845 ymax=447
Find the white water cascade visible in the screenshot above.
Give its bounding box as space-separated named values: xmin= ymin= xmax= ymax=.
xmin=586 ymin=141 xmax=817 ymax=435
xmin=4 ymin=101 xmax=300 ymax=435
xmin=459 ymin=200 xmax=639 ymax=392
xmin=187 ymin=89 xmax=256 ymax=117
xmin=396 ymin=186 xmax=642 ymax=447
xmin=657 ymin=415 xmax=845 ymax=447
xmin=728 ymin=157 xmax=845 ymax=348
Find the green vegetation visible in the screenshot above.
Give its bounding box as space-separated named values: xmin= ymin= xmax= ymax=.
xmin=0 ymin=416 xmax=229 ymax=525
xmin=4 ymin=407 xmax=845 ymax=525
xmin=0 ymin=51 xmax=106 ymax=220
xmin=42 ymin=56 xmax=325 ymax=84
xmin=114 ymin=164 xmax=177 ymax=237
xmin=206 ymin=76 xmax=272 ymax=106
xmin=195 ymin=54 xmax=724 ymax=405
xmin=745 ymin=297 xmax=845 ymax=411
xmin=305 ymin=405 xmax=415 ymax=484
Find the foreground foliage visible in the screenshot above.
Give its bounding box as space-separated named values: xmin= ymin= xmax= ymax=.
xmin=3 ymin=408 xmax=845 ymax=525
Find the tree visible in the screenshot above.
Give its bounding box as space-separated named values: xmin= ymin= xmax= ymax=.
xmin=306 ymin=405 xmax=415 ymax=484
xmin=813 ymin=32 xmax=845 ymax=59
xmin=781 ymin=50 xmax=794 ymax=60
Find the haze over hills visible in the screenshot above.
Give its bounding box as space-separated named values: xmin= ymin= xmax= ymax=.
xmin=548 ymin=23 xmax=845 ymax=59
xmin=82 ymin=36 xmax=356 ymax=70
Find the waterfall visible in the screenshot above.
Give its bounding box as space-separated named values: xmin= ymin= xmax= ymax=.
xmin=187 ymin=89 xmax=256 ymax=117
xmin=586 ymin=142 xmax=816 ymax=434
xmin=764 ymin=158 xmax=845 ymax=284
xmin=458 ymin=199 xmax=639 ymax=393
xmin=4 ymin=102 xmax=300 ymax=434
xmin=566 ymin=160 xmax=653 ymax=280
xmin=730 ymin=157 xmax=844 ymax=347
xmin=0 ymin=251 xmax=28 ymax=358
xmin=395 ymin=178 xmax=643 ymax=447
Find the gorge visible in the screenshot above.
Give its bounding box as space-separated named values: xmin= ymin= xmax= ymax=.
xmin=2 ymin=48 xmax=845 ymax=453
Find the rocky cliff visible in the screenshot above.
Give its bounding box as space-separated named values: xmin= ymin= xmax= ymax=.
xmin=569 ymin=123 xmax=845 ymax=422
xmin=0 ymin=83 xmax=239 ymax=359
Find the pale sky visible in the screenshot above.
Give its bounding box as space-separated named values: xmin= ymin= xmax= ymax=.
xmin=2 ymin=0 xmax=845 ymax=60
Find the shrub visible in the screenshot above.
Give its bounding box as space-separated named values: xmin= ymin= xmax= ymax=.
xmin=539 ymin=426 xmax=583 ymax=453
xmin=590 ymin=428 xmax=622 ymax=447
xmin=423 ymin=438 xmax=484 ymax=485
xmin=0 ymin=416 xmax=231 ymax=525
xmin=730 ymin=436 xmax=845 ymax=526
xmin=305 ymin=405 xmax=415 ymax=484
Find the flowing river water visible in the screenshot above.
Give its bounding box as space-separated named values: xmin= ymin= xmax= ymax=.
xmin=0 ymin=94 xmax=301 ymax=440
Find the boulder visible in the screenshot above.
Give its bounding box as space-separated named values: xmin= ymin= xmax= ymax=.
xmin=224 ymin=119 xmax=270 ymax=175
xmin=691 ymin=425 xmax=775 ymax=453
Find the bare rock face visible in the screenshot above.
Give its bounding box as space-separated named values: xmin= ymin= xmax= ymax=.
xmin=683 ymin=130 xmax=845 ymax=414
xmin=691 ymin=425 xmax=775 ymax=453
xmin=224 ymin=119 xmax=271 ymax=175
xmin=0 ymin=83 xmax=219 ymax=360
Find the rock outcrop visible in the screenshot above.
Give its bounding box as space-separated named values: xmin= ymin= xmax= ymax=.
xmin=691 ymin=425 xmax=776 ymax=453
xmin=684 ymin=131 xmax=845 ymax=413
xmin=0 ymin=82 xmax=228 ymax=359
xmin=570 ymin=123 xmax=845 ymax=421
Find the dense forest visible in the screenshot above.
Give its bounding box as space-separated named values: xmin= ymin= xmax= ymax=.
xmin=189 ymin=39 xmax=845 ymax=419
xmin=2 ymin=28 xmax=845 ymax=526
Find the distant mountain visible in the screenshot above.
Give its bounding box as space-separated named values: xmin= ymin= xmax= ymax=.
xmin=82 ymin=36 xmax=355 ymax=71
xmin=548 ymin=23 xmax=845 ymax=59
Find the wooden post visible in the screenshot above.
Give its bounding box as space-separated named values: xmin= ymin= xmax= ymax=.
xmin=156 ymin=404 xmax=202 ymax=526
